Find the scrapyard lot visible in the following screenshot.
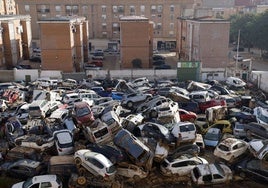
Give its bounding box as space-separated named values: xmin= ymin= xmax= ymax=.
xmin=0 ymin=77 xmax=267 ymax=188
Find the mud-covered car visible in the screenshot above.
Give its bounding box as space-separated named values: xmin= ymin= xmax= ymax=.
xmin=168 ymin=143 xmax=200 ymax=158
xmin=74 ymin=149 xmax=116 ymax=180
xmin=191 ymin=163 xmax=233 ymax=186
xmin=248 ymin=139 xmax=268 ymax=160
xmin=0 ymin=159 xmax=46 ymax=179
xmin=114 ymin=129 xmax=154 ymax=171
xmin=116 ymin=162 xmax=148 ymax=180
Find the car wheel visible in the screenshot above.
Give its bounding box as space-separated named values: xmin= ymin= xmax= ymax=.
xmin=150 ymin=110 xmax=158 ymax=118
xmin=77 ymin=176 xmax=87 ymax=185
xmin=127 ymin=101 xmax=133 ymax=108
xmin=75 ymin=157 xmax=82 ymax=166
xmin=78 ymin=167 xmax=87 ymax=176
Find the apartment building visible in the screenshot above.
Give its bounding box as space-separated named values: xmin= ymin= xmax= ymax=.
xmin=120 ymin=16 xmax=153 ymax=69
xmin=15 ymin=0 xmax=195 ymax=50
xmin=177 ymin=17 xmax=230 ymax=68
xmin=0 ymin=0 xmax=16 ymax=15
xmin=38 ymin=16 xmax=88 ymax=72
xmin=0 ymin=15 xmax=31 ymax=69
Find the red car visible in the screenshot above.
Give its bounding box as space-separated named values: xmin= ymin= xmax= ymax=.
xmin=178 ymin=108 xmax=197 ymax=122
xmin=89 ymin=60 xmax=103 ymax=67
xmin=73 ymin=101 xmax=95 ymax=126
xmin=198 ymin=99 xmax=227 ymax=113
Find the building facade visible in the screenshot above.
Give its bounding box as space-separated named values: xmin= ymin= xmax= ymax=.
xmin=0 ymin=15 xmax=31 ymax=69
xmin=120 ymin=16 xmax=153 ymax=69
xmin=15 ymin=0 xmax=195 ymax=50
xmin=177 ymin=17 xmax=230 ymax=68
xmin=38 ymin=16 xmax=88 ymax=72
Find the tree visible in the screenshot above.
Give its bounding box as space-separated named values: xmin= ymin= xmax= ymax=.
xmin=131 ymin=58 xmax=142 ymax=68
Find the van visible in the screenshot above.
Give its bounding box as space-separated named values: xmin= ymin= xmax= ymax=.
xmin=29 ymin=99 xmax=51 ymax=118
xmin=48 ymin=155 xmax=77 ymax=179
xmin=170 ymin=122 xmax=197 ymax=144
xmin=101 ymin=111 xmax=122 ymax=135
xmin=82 ymin=119 xmax=112 ymax=144
xmin=188 ymin=91 xmax=211 ymax=103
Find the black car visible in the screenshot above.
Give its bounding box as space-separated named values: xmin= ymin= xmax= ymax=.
xmin=235 ymin=158 xmax=268 ymax=183
xmin=0 ymin=159 xmax=46 ymax=179
xmin=154 ymin=64 xmax=171 ymax=70
xmin=152 ymin=55 xmax=165 ymax=61
xmin=133 ymin=122 xmax=175 ymax=144
xmin=168 ymin=143 xmax=200 ymax=158
xmin=153 ymin=60 xmax=165 ymax=66
xmin=86 ymin=143 xmax=125 ymax=164
xmin=29 ymin=56 xmax=41 ymax=63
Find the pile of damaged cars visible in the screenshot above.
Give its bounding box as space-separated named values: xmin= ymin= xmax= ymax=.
xmin=0 ymin=76 xmax=267 ymax=187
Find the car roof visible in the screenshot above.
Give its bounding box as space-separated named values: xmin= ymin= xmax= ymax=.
xmin=196 ymin=163 xmax=222 ymax=176
xmin=32 ymin=175 xmax=57 ymax=184
xmin=207 ymin=128 xmax=221 ymax=134
xmin=84 ymin=150 xmax=112 ymax=167
xmin=219 ymin=138 xmax=243 ymax=147
xmin=13 ymin=159 xmax=40 ymax=168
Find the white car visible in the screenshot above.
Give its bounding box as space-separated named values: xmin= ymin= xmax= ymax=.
xmin=156 ymin=101 xmax=179 ymax=119
xmin=214 ymin=137 xmax=248 ymax=163
xmin=225 ymin=76 xmax=246 ymax=87
xmin=253 ymin=106 xmax=268 ymax=125
xmin=12 ymin=174 xmax=62 ymax=188
xmin=62 ymin=92 xmax=79 ymax=104
xmin=121 ymin=93 xmax=152 ymax=109
xmin=248 ymin=139 xmax=268 ymax=160
xmin=74 ymin=149 xmax=116 ymax=180
xmin=53 ymin=129 xmax=74 ymax=156
xmin=116 ymin=162 xmax=148 ymax=180
xmin=170 ymin=122 xmax=197 ymax=143
xmin=191 ymin=163 xmax=232 ymax=186
xmin=160 ymin=154 xmax=208 ymax=176
xmin=233 ymin=54 xmax=243 ymax=61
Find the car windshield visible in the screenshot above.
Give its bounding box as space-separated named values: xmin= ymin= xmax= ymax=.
xmin=23 ymin=178 xmax=33 ymax=188
xmin=218 ymin=144 xmax=229 ymax=151
xmin=205 ymin=132 xmax=219 ymax=141
xmin=76 ymin=106 xmax=91 ymax=117
xmin=106 ymin=165 xmax=116 ymax=174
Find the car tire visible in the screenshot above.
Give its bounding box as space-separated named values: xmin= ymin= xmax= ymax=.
xmin=77 ymin=176 xmax=87 ymax=185
xmin=75 ymin=157 xmax=82 ymax=166
xmin=78 ymin=167 xmax=87 ymax=176
xmin=127 ymin=101 xmax=133 ymax=108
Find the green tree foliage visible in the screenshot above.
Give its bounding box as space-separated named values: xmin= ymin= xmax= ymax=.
xmin=229 ymin=10 xmax=268 ymax=52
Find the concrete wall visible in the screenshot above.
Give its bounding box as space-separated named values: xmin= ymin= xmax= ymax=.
xmin=0 ymin=70 xmax=14 ymax=82
xmin=14 ymin=69 xmax=39 ymax=81
xmin=40 ymin=70 xmax=62 ymax=79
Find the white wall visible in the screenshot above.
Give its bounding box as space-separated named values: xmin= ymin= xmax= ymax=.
xmin=14 ymin=69 xmax=39 ymax=81
xmin=40 ymin=70 xmax=62 ymax=79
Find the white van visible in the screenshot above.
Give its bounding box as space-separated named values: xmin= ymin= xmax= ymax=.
xmin=171 ymin=122 xmax=197 ymax=144
xmin=29 ymin=100 xmax=51 ymax=118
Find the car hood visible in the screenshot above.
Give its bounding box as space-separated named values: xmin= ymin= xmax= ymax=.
xmin=11 ymin=182 xmax=24 ymax=188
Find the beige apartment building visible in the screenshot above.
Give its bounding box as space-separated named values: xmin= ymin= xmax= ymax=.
xmin=0 ymin=15 xmax=31 ymax=69
xmin=120 ymin=16 xmax=153 ymax=69
xmin=177 ymin=17 xmax=230 ymax=68
xmin=15 ymin=0 xmax=195 ymax=50
xmin=38 ymin=16 xmax=88 ymax=72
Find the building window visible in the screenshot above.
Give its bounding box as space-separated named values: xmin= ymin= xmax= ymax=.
xmin=102 ymin=15 xmax=106 ymax=21
xmin=65 ymin=5 xmax=78 ymax=15
xmin=130 ymin=5 xmax=135 ymax=15
xmin=82 ymin=5 xmax=88 ymax=15
xmin=156 ymin=23 xmax=162 ymax=30
xmin=170 ymin=14 xmax=174 ymax=20
xmin=102 ymin=5 xmax=106 ymax=13
xmin=25 ymin=5 xmax=30 ymax=12
xmin=170 ymin=5 xmax=174 ymax=12
xmin=151 ymin=5 xmax=156 ymax=13
xmin=169 ymin=31 xmax=174 ymax=36
xmin=157 ymin=5 xmax=163 ymax=13
xmin=118 ymin=5 xmax=124 ymax=13
xmin=37 ymin=4 xmax=50 ymax=13
xmin=151 ymin=14 xmax=156 ymax=19
xmin=102 ymin=23 xmax=107 ymax=30
xmin=158 ymin=14 xmax=162 ymax=18
xmin=102 ymin=32 xmax=107 ymax=38
xmin=113 ymin=6 xmax=118 ymax=13
xmin=170 ymin=23 xmax=174 ymax=30
xmin=140 ymin=5 xmax=145 ymax=14
xmin=55 ymin=5 xmax=61 ymax=12
xmin=113 ymin=22 xmax=120 ymax=31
